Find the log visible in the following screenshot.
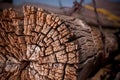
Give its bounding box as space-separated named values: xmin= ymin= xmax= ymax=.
xmin=0 ymin=6 xmax=119 ymax=80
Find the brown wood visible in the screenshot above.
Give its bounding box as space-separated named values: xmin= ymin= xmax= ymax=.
xmin=0 ymin=6 xmax=119 ymax=80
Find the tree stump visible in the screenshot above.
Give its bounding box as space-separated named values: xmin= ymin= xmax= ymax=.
xmin=0 ymin=6 xmax=118 ymax=80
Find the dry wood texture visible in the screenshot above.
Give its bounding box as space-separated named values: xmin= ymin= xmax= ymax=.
xmin=0 ymin=6 xmax=118 ymax=80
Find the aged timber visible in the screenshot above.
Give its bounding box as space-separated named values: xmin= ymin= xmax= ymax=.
xmin=0 ymin=6 xmax=119 ymax=80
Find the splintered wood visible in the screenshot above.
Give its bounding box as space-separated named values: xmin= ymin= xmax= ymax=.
xmin=0 ymin=6 xmax=107 ymax=80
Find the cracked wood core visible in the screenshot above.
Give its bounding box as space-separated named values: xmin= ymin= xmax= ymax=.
xmin=0 ymin=6 xmax=104 ymax=80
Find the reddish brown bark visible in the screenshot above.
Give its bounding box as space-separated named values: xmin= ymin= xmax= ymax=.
xmin=0 ymin=6 xmax=119 ymax=80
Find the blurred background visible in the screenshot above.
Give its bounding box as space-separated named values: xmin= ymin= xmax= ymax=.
xmin=1 ymin=0 xmax=91 ymax=7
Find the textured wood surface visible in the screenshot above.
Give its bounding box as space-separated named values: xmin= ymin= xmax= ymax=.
xmin=0 ymin=6 xmax=118 ymax=80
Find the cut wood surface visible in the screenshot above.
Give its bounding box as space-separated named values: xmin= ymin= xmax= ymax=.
xmin=0 ymin=6 xmax=119 ymax=80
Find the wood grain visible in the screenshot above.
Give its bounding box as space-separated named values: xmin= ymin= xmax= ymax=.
xmin=0 ymin=6 xmax=118 ymax=80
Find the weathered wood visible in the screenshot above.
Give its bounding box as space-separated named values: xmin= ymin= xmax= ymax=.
xmin=0 ymin=6 xmax=119 ymax=80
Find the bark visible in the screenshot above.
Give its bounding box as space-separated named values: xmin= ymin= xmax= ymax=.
xmin=0 ymin=6 xmax=119 ymax=80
